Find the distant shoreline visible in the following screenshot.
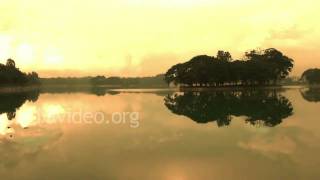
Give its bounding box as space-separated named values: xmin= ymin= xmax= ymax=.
xmin=0 ymin=85 xmax=40 ymax=94
xmin=0 ymin=84 xmax=318 ymax=94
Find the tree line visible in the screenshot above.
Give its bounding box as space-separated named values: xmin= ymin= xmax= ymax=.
xmin=165 ymin=48 xmax=294 ymax=87
xmin=90 ymin=74 xmax=167 ymax=87
xmin=0 ymin=59 xmax=40 ymax=86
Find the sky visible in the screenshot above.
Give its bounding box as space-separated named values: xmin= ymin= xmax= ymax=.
xmin=0 ymin=0 xmax=319 ymax=77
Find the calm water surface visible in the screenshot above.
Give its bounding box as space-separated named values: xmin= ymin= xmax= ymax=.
xmin=0 ymin=87 xmax=319 ymax=180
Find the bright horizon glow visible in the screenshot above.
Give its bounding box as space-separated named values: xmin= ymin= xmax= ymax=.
xmin=0 ymin=0 xmax=319 ymax=77
xmin=16 ymin=43 xmax=34 ymax=65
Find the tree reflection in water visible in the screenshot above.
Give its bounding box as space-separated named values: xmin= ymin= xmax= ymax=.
xmin=0 ymin=90 xmax=40 ymax=120
xmin=300 ymin=88 xmax=320 ymax=102
xmin=164 ymin=90 xmax=293 ymax=127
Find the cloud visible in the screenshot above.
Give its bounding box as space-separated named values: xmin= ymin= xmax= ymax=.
xmin=238 ymin=135 xmax=296 ymax=156
xmin=0 ymin=0 xmax=320 ymax=76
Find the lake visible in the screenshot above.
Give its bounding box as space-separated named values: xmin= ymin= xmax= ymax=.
xmin=0 ymin=87 xmax=319 ymax=180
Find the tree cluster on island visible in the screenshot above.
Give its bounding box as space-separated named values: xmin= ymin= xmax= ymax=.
xmin=164 ymin=48 xmax=294 ymax=87
xmin=0 ymin=59 xmax=40 ymax=86
xmin=301 ymin=68 xmax=320 ymax=84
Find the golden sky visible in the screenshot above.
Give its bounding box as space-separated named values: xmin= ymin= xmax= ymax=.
xmin=0 ymin=0 xmax=319 ymax=77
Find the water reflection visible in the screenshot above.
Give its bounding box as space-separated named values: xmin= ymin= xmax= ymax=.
xmin=0 ymin=91 xmax=62 ymax=169
xmin=0 ymin=90 xmax=39 ymax=120
xmin=0 ymin=90 xmax=40 ymax=136
xmin=40 ymin=86 xmax=120 ymax=96
xmin=0 ymin=88 xmax=320 ymax=179
xmin=300 ymin=88 xmax=320 ymax=102
xmin=164 ymin=90 xmax=294 ymax=127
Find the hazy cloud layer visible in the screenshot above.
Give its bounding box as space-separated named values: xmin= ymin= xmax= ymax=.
xmin=0 ymin=0 xmax=319 ymax=77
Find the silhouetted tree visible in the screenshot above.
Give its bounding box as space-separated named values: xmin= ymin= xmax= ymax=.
xmin=0 ymin=59 xmax=40 ymax=86
xmin=216 ymin=50 xmax=232 ymax=62
xmin=302 ymin=68 xmax=320 ymax=84
xmin=6 ymin=58 xmax=15 ymax=68
xmin=164 ymin=48 xmax=294 ymax=87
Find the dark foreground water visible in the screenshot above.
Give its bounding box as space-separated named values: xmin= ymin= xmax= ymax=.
xmin=0 ymin=87 xmax=319 ymax=180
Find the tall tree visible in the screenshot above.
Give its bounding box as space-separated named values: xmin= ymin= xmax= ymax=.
xmin=216 ymin=50 xmax=232 ymax=62
xmin=6 ymin=58 xmax=16 ymax=68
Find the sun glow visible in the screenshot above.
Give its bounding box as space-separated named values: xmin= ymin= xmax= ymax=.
xmin=43 ymin=47 xmax=64 ymax=66
xmin=16 ymin=105 xmax=37 ymax=128
xmin=45 ymin=55 xmax=63 ymax=65
xmin=0 ymin=114 xmax=12 ymax=135
xmin=16 ymin=43 xmax=35 ymax=65
xmin=125 ymin=0 xmax=221 ymax=7
xmin=43 ymin=104 xmax=65 ymax=122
